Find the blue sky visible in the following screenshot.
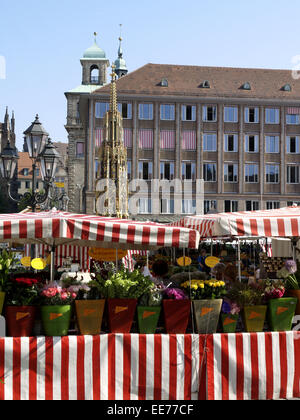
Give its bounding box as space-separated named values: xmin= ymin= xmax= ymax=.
xmin=1 ymin=0 xmax=300 ymax=149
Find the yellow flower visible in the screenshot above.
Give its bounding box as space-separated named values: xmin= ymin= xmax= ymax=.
xmin=199 ymin=283 xmax=205 ymax=289
xmin=208 ymin=282 xmax=213 ymax=287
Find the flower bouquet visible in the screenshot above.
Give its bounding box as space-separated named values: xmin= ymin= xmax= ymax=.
xmin=277 ymin=259 xmax=300 ymax=315
xmin=4 ymin=275 xmax=40 ymax=337
xmin=0 ymin=250 xmax=18 ymax=314
xmin=39 ymin=283 xmax=77 ymax=336
xmin=162 ymin=286 xmax=190 ymax=334
xmin=220 ymin=299 xmax=240 ymax=333
xmin=137 ymin=284 xmax=163 ymax=334
xmin=180 ymin=279 xmax=226 ymax=334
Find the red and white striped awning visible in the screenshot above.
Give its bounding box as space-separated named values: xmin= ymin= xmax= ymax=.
xmin=0 ymin=210 xmax=199 ymax=250
xmin=172 ymin=206 xmax=300 ymax=238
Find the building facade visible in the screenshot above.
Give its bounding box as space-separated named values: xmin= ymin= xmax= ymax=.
xmin=66 ymin=48 xmax=300 ymax=219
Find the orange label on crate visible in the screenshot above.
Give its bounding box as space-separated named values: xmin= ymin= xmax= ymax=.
xmin=223 ymin=317 xmax=236 ymax=326
xmin=83 ymin=309 xmax=96 ymax=317
xmin=249 ymin=311 xmax=262 ymax=320
xmin=16 ymin=312 xmax=30 ymax=321
xmin=276 ymin=307 xmax=289 ymax=315
xmin=142 ymin=311 xmax=156 ymax=320
xmin=201 ymin=307 xmax=214 ymax=317
xmin=50 ymin=313 xmax=63 ymax=321
xmin=115 ymin=306 xmax=128 ymax=314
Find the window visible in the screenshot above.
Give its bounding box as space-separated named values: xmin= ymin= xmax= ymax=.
xmin=182 ymin=162 xmax=196 ymax=181
xmin=266 ymin=201 xmax=280 ymax=210
xmin=117 ymin=103 xmax=132 ymax=119
xmin=200 ymin=80 xmax=210 ymax=88
xmin=160 ymin=161 xmax=175 ymax=180
xmin=127 ymin=161 xmax=132 ymax=180
xmin=265 ymin=136 xmax=280 ymax=153
xmin=160 ymin=104 xmax=175 ymax=120
xmin=182 ymin=199 xmax=196 ymax=214
xmin=287 ymin=202 xmax=300 ymax=206
xmin=287 ymin=136 xmax=300 ymax=154
xmin=203 ymin=163 xmax=217 ymax=182
xmin=245 ymin=107 xmax=259 ymax=123
xmin=138 ymin=161 xmax=153 ymax=180
xmin=246 ymin=201 xmax=259 ymax=211
xmin=25 ymin=181 xmax=30 ymax=189
xmin=265 ymin=108 xmax=280 ymax=124
xmin=224 ymin=200 xmax=238 ymax=212
xmin=224 ymin=163 xmax=238 ymax=183
xmin=160 ymin=78 xmax=168 ymax=87
xmin=203 ymin=106 xmax=217 ymax=122
xmin=76 ymin=142 xmax=84 ymax=158
xmin=203 ymin=133 xmax=217 ymax=151
xmin=224 ymin=134 xmax=238 ymax=152
xmin=287 ymin=166 xmax=300 ymax=184
xmin=23 ymin=168 xmax=29 ymax=176
xmin=90 ymin=65 xmax=99 ymax=84
xmin=139 ymin=198 xmax=152 ymax=214
xmin=286 ymin=114 xmax=300 ymax=125
xmin=161 ymin=199 xmax=174 ymax=214
xmin=95 ymin=102 xmax=109 ymax=119
xmin=36 ymin=168 xmax=39 ymax=176
xmin=241 ymin=82 xmax=251 ymax=90
xmin=139 ymin=103 xmax=153 ymax=120
xmin=204 ymin=200 xmax=217 ymax=214
xmin=266 ymin=164 xmax=279 ymax=183
xmin=245 ymin=135 xmax=259 ymax=153
xmin=224 ymin=106 xmax=238 ymax=123
xmin=245 ymin=164 xmax=259 ymax=183
xmin=182 ymin=105 xmax=196 ymax=121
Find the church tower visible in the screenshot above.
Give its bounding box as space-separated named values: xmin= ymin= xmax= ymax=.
xmin=114 ymin=25 xmax=128 ymax=79
xmin=0 ymin=107 xmax=16 ymax=152
xmin=96 ymin=65 xmax=128 ymax=218
xmin=80 ymin=33 xmax=110 ymax=86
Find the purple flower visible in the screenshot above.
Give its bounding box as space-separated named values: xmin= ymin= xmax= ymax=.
xmin=285 ymin=260 xmax=297 ymax=274
xmin=222 ymin=301 xmax=231 ymax=314
xmin=164 ymin=288 xmax=187 ymax=300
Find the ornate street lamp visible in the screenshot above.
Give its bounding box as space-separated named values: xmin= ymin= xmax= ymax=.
xmin=0 ymin=115 xmax=61 ymax=212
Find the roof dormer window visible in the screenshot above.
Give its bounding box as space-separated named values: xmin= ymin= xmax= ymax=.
xmin=200 ymin=80 xmax=210 ymax=88
xmin=241 ymin=82 xmax=251 ymax=90
xmin=160 ymin=78 xmax=168 ymax=87
xmin=282 ymin=84 xmax=292 ymax=92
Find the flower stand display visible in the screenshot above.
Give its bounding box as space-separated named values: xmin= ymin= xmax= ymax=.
xmin=107 ymin=298 xmax=137 ymax=333
xmin=41 ymin=305 xmax=72 ymax=337
xmin=220 ymin=313 xmax=239 ymax=333
xmin=267 ymin=297 xmax=297 ymax=331
xmin=137 ymin=306 xmax=161 ymax=334
xmin=5 ymin=306 xmax=37 ymax=337
xmin=242 ymin=305 xmax=267 ymax=332
xmin=193 ymin=299 xmax=222 ymax=334
xmin=75 ymin=300 xmax=105 ymax=335
xmin=163 ymin=300 xmax=191 ymax=334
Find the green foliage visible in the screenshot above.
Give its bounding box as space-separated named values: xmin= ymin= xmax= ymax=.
xmin=0 ymin=250 xmax=19 ymax=292
xmin=5 ymin=278 xmax=39 ymax=306
xmin=226 ymin=282 xmax=265 ymax=308
xmin=138 ymin=284 xmax=163 ymax=307
xmin=95 ymin=267 xmax=153 ymax=299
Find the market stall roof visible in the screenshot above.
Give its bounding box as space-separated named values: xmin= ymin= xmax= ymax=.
xmin=171 ymin=206 xmax=300 ymax=239
xmin=0 ymin=210 xmax=200 ymax=250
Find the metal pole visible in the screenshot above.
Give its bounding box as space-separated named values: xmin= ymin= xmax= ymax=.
xmin=238 ymin=238 xmax=242 ymax=282
xmin=50 ymin=245 xmax=55 ymax=283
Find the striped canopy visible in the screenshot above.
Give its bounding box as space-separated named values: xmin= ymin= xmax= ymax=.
xmin=0 ymin=210 xmax=200 ymax=250
xmin=172 ymin=207 xmax=300 ymax=238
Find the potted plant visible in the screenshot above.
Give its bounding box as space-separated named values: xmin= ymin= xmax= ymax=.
xmin=4 ymin=275 xmax=40 ymax=337
xmin=70 ymin=279 xmax=106 ymax=336
xmin=226 ymin=282 xmax=267 ymax=332
xmin=96 ymin=267 xmax=153 ymax=333
xmin=220 ymin=299 xmax=241 ymax=333
xmin=264 ymin=279 xmax=297 ymax=332
xmin=181 ymin=279 xmax=226 ymax=334
xmin=163 ymin=287 xmax=191 ymax=333
xmin=0 ymin=250 xmax=17 ymax=315
xmin=137 ymin=284 xmax=163 ymax=334
xmin=39 ymin=283 xmax=77 ymax=336
xmin=277 ymin=260 xmax=300 ymax=315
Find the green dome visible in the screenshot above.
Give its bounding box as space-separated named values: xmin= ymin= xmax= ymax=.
xmin=114 ymin=57 xmax=127 ymax=71
xmin=83 ymin=41 xmax=106 ymax=59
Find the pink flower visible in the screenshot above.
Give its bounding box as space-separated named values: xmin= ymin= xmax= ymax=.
xmin=61 ymin=292 xmax=69 ymax=300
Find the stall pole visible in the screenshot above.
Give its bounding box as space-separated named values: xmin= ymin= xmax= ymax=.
xmin=116 ymin=248 xmax=119 ymax=271
xmin=237 ymin=238 xmax=242 ymax=282
xmin=50 ymin=245 xmax=56 ymax=283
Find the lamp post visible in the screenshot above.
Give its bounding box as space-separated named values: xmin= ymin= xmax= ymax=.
xmin=0 ymin=115 xmax=61 ymax=212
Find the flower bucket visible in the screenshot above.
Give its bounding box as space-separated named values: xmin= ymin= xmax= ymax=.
xmin=163 ymin=300 xmax=191 ymax=334
xmin=41 ymin=305 xmax=72 ymax=336
xmin=193 ymin=299 xmax=222 ymax=334
xmin=137 ymin=306 xmax=161 ymax=334
xmin=221 ymin=313 xmax=239 ymax=333
xmin=268 ymin=297 xmax=297 ymax=331
xmin=0 ymin=292 xmax=5 ymax=315
xmin=243 ymin=305 xmax=267 ymax=332
xmin=5 ymin=306 xmax=37 ymax=337
xmin=287 ymin=290 xmax=300 ymax=315
xmin=75 ymin=300 xmax=105 ymax=335
xmin=107 ymin=299 xmax=137 ymax=333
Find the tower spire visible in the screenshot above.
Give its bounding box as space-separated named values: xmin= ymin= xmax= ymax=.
xmin=114 ymin=24 xmax=128 ymax=79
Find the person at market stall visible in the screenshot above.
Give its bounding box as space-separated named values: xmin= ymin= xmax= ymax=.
xmin=197 ymin=249 xmax=211 ymax=275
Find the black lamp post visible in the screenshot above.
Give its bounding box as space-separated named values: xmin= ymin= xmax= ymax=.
xmin=0 ymin=115 xmax=61 ymax=212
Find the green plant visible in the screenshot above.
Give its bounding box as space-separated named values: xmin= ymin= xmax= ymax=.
xmin=139 ymin=284 xmax=163 ymax=307
xmin=0 ymin=250 xmax=19 ymax=292
xmin=96 ymin=267 xmax=153 ymax=299
xmin=5 ymin=277 xmax=40 ymax=306
xmin=226 ymin=282 xmax=265 ymax=308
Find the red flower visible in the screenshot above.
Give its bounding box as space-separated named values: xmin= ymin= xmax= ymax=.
xmin=14 ymin=277 xmax=38 ymax=287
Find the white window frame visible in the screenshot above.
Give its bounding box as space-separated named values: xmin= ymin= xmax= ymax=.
xmin=138 ymin=103 xmax=153 ymax=120
xmin=224 ymin=200 xmax=238 ymax=212
xmin=265 ymin=164 xmax=280 ymax=184
xmin=160 ymin=161 xmax=175 ymax=180
xmin=245 ymin=163 xmax=259 ymax=183
xmin=246 ymin=201 xmax=259 ymax=211
xmin=265 ymin=108 xmax=280 ymax=124
xmin=286 ymin=136 xmax=300 ymax=154
xmin=95 ymin=102 xmax=109 ymax=119
xmin=245 ymin=135 xmax=259 ymax=153
xmin=265 ymin=136 xmax=280 ymax=153
xmin=224 ymin=134 xmax=238 ymax=152
xmin=224 ymin=163 xmax=238 ymax=183
xmin=202 ymin=106 xmax=217 ymax=122
xmin=286 ymin=114 xmax=300 ymax=125
xmin=138 ymin=160 xmax=153 ymax=180
xmin=182 ymin=199 xmax=196 ymax=215
xmin=181 ymin=105 xmax=196 ymax=121
xmin=182 ymin=161 xmax=196 ymax=181
xmin=161 ymin=198 xmax=175 ymax=214
xmin=287 ymin=165 xmax=300 ymax=184
xmin=117 ymin=102 xmax=132 ymax=119
xmin=139 ymin=198 xmax=152 ymax=214
xmin=224 ymin=106 xmax=238 ymax=123
xmin=203 ymin=133 xmax=217 ymax=151
xmin=160 ymin=104 xmax=175 ymax=121
xmin=203 ymin=162 xmax=217 ymax=182
xmin=245 ymin=107 xmax=259 ymax=123
xmin=204 ymin=200 xmax=217 ymax=214
xmin=266 ymin=201 xmax=280 ymax=210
